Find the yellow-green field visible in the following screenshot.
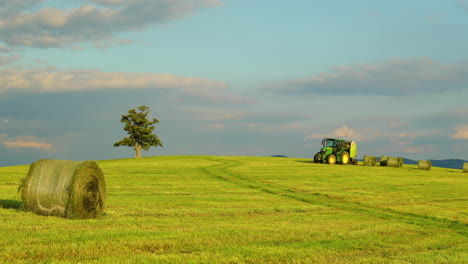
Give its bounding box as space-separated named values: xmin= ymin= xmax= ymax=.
xmin=0 ymin=156 xmax=467 ymax=263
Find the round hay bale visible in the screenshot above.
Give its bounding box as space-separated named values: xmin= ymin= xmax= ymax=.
xmin=386 ymin=157 xmax=402 ymax=167
xmin=380 ymin=156 xmax=389 ymax=166
xmin=363 ymin=155 xmax=376 ymax=166
xmin=20 ymin=159 xmax=106 ymax=219
xmin=363 ymin=155 xmax=369 ymax=165
xmin=418 ymin=160 xmax=431 ymax=170
xmin=397 ymin=157 xmax=404 ymax=167
xmin=463 ymin=163 xmax=468 ymax=173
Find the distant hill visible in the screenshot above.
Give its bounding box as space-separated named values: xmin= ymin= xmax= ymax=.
xmin=401 ymin=158 xmax=467 ymax=170
xmin=271 ymin=155 xmax=288 ymax=158
xmin=355 ymin=157 xmax=466 ymax=170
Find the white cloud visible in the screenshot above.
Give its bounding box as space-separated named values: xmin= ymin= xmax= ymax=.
xmin=305 ymin=125 xmax=364 ymax=141
xmin=0 ymin=54 xmax=19 ymax=66
xmin=0 ymin=44 xmax=19 ymax=66
xmin=174 ymin=86 xmax=255 ymax=105
xmin=451 ymin=125 xmax=468 ymax=139
xmin=0 ymin=0 xmax=223 ymax=47
xmin=201 ymin=123 xmax=225 ymax=131
xmin=1 ymin=135 xmax=52 ymax=151
xmin=0 ymin=66 xmax=225 ymax=92
xmin=399 ymin=133 xmax=414 ymax=140
xmin=333 ymin=125 xmax=363 ymax=140
xmin=0 ymin=66 xmax=257 ymax=105
xmin=0 ymin=45 xmax=14 ymax=53
xmin=267 ymin=58 xmax=468 ymax=96
xmin=401 ymin=146 xmax=434 ymax=154
xmin=244 ymin=123 xmax=309 ymax=134
xmin=0 ymin=1 xmax=44 ymax=17
xmin=176 ymin=108 xmax=308 ymax=123
xmin=178 ymin=108 xmax=244 ymax=122
xmin=2 ymin=141 xmax=52 ymax=150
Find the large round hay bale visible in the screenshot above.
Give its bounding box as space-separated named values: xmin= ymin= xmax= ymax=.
xmin=463 ymin=163 xmax=468 ymax=173
xmin=386 ymin=157 xmax=402 ymax=167
xmin=363 ymin=155 xmax=376 ymax=166
xmin=20 ymin=159 xmax=106 ymax=219
xmin=418 ymin=160 xmax=431 ymax=170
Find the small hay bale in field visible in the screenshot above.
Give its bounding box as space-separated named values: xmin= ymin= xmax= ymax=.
xmin=418 ymin=160 xmax=431 ymax=170
xmin=464 ymin=163 xmax=468 ymax=173
xmin=19 ymin=159 xmax=106 ymax=219
xmin=386 ymin=157 xmax=403 ymax=168
xmin=363 ymin=155 xmax=376 ymax=166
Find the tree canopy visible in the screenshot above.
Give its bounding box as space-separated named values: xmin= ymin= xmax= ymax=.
xmin=113 ymin=105 xmax=163 ymax=158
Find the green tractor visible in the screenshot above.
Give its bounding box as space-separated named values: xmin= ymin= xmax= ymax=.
xmin=313 ymin=138 xmax=358 ymax=165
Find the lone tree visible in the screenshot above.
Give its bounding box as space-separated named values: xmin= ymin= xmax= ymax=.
xmin=113 ymin=106 xmax=163 ymax=158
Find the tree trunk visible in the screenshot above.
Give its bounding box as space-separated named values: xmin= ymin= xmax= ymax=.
xmin=135 ymin=144 xmax=142 ymax=158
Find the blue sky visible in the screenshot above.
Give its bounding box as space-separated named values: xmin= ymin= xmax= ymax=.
xmin=0 ymin=0 xmax=467 ymax=166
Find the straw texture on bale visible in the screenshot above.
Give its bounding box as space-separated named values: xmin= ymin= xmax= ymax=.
xmin=20 ymin=159 xmax=106 ymax=219
xmin=464 ymin=163 xmax=468 ymax=173
xmin=418 ymin=160 xmax=431 ymax=170
xmin=398 ymin=157 xmax=404 ymax=167
xmin=383 ymin=157 xmax=403 ymax=167
xmin=363 ymin=155 xmax=376 ymax=166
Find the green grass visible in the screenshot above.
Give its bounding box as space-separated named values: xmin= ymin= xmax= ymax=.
xmin=0 ymin=156 xmax=467 ymax=263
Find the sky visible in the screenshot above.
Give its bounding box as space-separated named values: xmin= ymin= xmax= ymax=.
xmin=0 ymin=0 xmax=467 ymax=166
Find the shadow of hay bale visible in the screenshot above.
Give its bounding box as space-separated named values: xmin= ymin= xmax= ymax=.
xmin=0 ymin=200 xmax=22 ymax=210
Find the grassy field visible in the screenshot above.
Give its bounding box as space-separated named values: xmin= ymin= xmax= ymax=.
xmin=0 ymin=156 xmax=467 ymax=263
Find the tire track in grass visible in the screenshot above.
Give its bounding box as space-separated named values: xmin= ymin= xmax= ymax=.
xmin=201 ymin=157 xmax=468 ymax=236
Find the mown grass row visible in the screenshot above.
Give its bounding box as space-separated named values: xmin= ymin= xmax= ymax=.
xmin=0 ymin=156 xmax=467 ymax=263
xmin=201 ymin=157 xmax=467 ymax=235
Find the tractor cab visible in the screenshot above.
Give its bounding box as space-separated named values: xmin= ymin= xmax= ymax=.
xmin=321 ymin=138 xmax=339 ymax=149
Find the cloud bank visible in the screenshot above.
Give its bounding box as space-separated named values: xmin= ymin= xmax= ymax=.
xmin=0 ymin=66 xmax=225 ymax=92
xmin=0 ymin=66 xmax=254 ymax=105
xmin=0 ymin=0 xmax=223 ymax=47
xmin=267 ymin=58 xmax=468 ymax=96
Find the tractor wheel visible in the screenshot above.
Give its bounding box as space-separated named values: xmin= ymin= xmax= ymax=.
xmin=327 ymin=154 xmax=336 ymax=164
xmin=341 ymin=151 xmax=350 ymax=165
xmin=313 ymin=154 xmax=322 ymax=163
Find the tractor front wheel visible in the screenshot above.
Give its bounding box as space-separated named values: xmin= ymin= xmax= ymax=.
xmin=341 ymin=151 xmax=350 ymax=165
xmin=327 ymin=154 xmax=336 ymax=164
xmin=314 ymin=154 xmax=322 ymax=163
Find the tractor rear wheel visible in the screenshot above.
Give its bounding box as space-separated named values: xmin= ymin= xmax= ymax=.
xmin=341 ymin=151 xmax=350 ymax=165
xmin=327 ymin=154 xmax=336 ymax=164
